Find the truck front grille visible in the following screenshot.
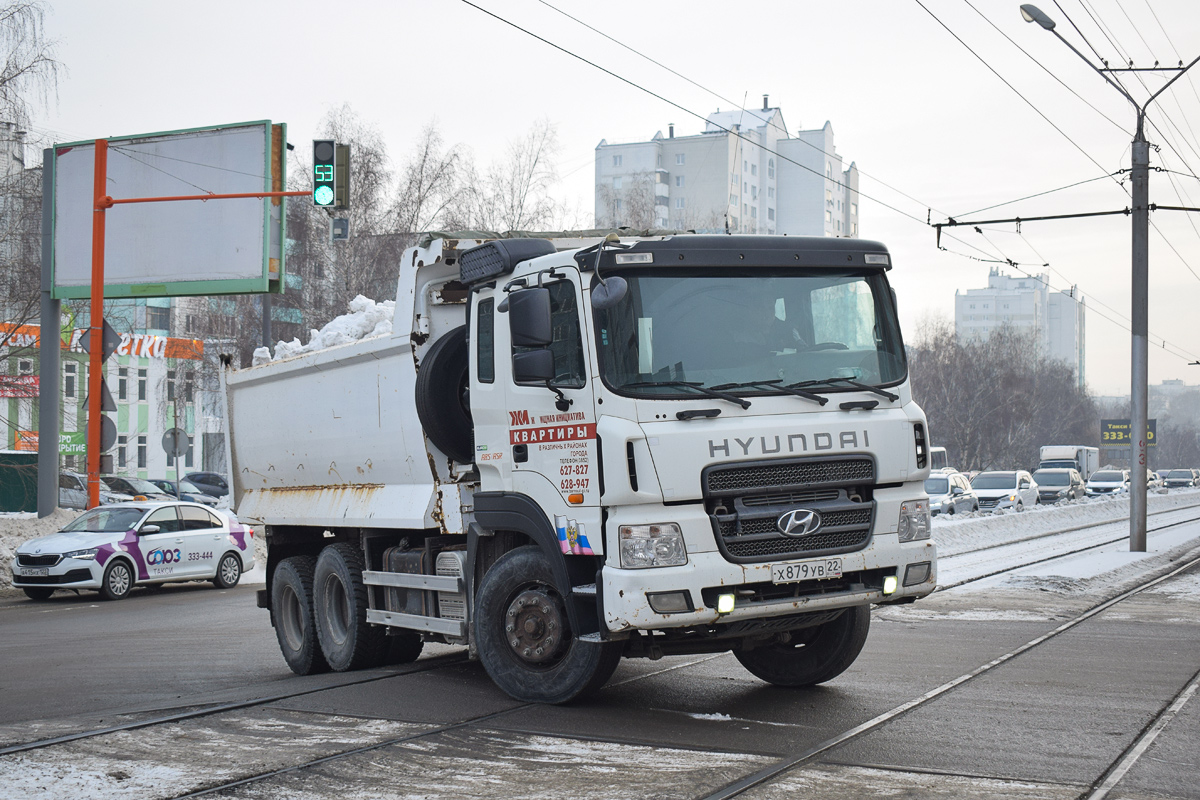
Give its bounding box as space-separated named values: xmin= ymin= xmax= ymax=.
xmin=703 ymin=456 xmax=876 ymax=563
xmin=704 ymin=457 xmax=874 ymax=496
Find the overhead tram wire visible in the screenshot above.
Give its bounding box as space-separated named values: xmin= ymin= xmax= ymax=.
xmin=534 ymin=0 xmax=953 ymax=220
xmin=472 ymin=0 xmax=1197 ymax=332
xmin=960 ymin=220 xmax=1200 ymax=363
xmin=1064 ymin=0 xmax=1200 ymax=278
xmin=959 ymin=0 xmax=1127 ymax=134
xmin=955 ymin=172 xmax=1119 ymax=217
xmin=459 ymin=0 xmax=1009 ymax=265
xmin=913 ymin=0 xmax=1120 ymax=187
xmin=1016 ymin=229 xmax=1199 ymax=357
xmin=1143 ymin=0 xmax=1200 ymax=116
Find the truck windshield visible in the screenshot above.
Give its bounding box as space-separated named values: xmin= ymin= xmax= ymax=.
xmin=592 ymin=268 xmax=906 ymax=398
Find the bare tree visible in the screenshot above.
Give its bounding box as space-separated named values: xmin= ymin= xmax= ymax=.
xmin=0 ymin=2 xmax=59 ymax=126
xmin=909 ymin=317 xmax=1098 ymax=471
xmin=455 ymin=119 xmax=562 ymax=231
xmin=0 ymin=0 xmax=61 ymax=337
xmin=393 ymin=122 xmax=462 ymax=234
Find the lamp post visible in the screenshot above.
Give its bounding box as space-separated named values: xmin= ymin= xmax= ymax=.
xmin=1021 ymin=4 xmax=1200 ymax=551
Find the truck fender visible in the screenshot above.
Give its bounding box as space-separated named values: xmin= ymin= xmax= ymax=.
xmin=473 ymin=491 xmax=601 ymax=636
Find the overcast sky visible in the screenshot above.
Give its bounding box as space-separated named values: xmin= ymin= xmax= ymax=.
xmin=33 ymin=0 xmax=1200 ymax=396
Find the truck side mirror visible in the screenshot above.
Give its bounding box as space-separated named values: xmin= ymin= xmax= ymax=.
xmin=508 ymin=288 xmax=552 ymax=347
xmin=513 ymin=349 xmax=555 ymax=383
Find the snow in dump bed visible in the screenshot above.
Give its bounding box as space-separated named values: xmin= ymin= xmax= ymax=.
xmin=252 ymin=295 xmax=395 ymax=366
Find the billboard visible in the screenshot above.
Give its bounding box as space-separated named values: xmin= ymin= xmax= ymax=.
xmin=50 ymin=120 xmax=287 ymax=299
xmin=1100 ymin=418 xmax=1158 ymax=447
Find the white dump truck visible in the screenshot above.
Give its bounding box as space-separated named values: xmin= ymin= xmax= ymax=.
xmin=224 ymin=233 xmax=938 ymax=703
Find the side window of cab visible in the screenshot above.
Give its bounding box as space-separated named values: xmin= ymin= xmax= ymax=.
xmin=512 ymin=280 xmax=587 ymax=389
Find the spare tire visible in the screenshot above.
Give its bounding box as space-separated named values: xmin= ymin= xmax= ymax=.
xmin=415 ymin=325 xmax=474 ymax=464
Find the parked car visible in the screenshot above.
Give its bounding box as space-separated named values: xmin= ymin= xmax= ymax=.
xmin=1086 ymin=469 xmax=1129 ymax=497
xmin=1147 ymin=469 xmax=1163 ymax=489
xmin=10 ymin=500 xmax=255 ymax=601
xmin=925 ymin=471 xmax=979 ymax=516
xmin=184 ymin=471 xmax=229 ymax=498
xmin=58 ymin=471 xmax=133 ymax=510
xmin=1163 ymin=468 xmax=1200 ymax=488
xmin=148 ymin=478 xmax=219 ymax=507
xmin=971 ymin=470 xmax=1039 ymax=512
xmin=1033 ymin=468 xmax=1086 ymax=504
xmin=102 ymin=476 xmax=174 ymax=502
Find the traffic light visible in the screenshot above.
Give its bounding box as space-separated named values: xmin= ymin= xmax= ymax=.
xmin=313 ymin=140 xmax=336 ymax=207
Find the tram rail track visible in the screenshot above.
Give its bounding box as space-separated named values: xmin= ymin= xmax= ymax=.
xmin=3 ymin=510 xmax=1198 ymax=800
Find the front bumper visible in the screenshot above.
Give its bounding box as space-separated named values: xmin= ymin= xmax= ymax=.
xmin=600 ymin=501 xmax=937 ymax=633
xmin=10 ymin=557 xmax=103 ymax=590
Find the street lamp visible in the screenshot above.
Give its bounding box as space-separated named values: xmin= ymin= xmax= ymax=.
xmin=1021 ymin=4 xmax=1200 ymax=552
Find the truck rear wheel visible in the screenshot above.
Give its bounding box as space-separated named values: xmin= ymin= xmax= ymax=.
xmin=272 ymin=556 xmax=330 ymax=675
xmin=475 ymin=546 xmax=621 ymax=704
xmin=415 ymin=325 xmax=473 ymax=464
xmin=313 ymin=543 xmax=387 ymax=672
xmin=734 ymin=605 xmax=870 ymax=687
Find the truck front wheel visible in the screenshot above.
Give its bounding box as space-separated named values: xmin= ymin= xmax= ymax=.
xmin=272 ymin=556 xmax=330 ymax=675
xmin=734 ymin=605 xmax=870 ymax=687
xmin=475 ymin=546 xmax=621 ymax=704
xmin=313 ymin=543 xmax=388 ymax=672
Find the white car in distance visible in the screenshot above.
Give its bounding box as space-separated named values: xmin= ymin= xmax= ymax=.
xmin=1086 ymin=469 xmax=1129 ymax=497
xmin=11 ymin=501 xmax=255 ymax=601
xmin=971 ymin=470 xmax=1039 ymax=513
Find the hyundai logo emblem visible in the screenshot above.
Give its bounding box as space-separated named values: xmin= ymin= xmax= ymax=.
xmin=777 ymin=509 xmax=822 ymax=537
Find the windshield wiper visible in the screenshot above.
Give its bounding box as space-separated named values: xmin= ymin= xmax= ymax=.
xmin=787 ymin=376 xmax=900 ymax=402
xmin=708 ymin=379 xmax=828 ymax=406
xmin=622 ymin=381 xmax=751 ymax=409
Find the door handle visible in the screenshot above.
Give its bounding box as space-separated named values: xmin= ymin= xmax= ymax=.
xmin=174 ymin=538 xmax=184 ymax=544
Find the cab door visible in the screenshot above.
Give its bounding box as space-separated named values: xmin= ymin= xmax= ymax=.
xmin=471 ymin=271 xmax=601 ymax=552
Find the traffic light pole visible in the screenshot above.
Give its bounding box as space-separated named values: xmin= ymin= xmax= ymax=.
xmin=1019 ymin=4 xmax=1200 ymax=552
xmin=86 ymin=139 xmax=108 ymax=509
xmin=85 ymin=178 xmax=308 ymax=509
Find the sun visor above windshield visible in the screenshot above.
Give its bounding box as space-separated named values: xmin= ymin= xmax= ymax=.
xmin=576 ymin=235 xmax=892 ymax=272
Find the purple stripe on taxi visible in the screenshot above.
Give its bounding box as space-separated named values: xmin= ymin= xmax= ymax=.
xmin=228 ymin=525 xmax=250 ymax=551
xmin=94 ymin=530 xmax=150 ymax=580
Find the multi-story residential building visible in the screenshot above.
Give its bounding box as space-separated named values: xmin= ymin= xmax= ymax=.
xmin=955 ymin=267 xmax=1087 ymax=386
xmin=595 ymin=96 xmax=859 ymax=237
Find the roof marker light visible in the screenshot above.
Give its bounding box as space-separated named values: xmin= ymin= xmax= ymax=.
xmin=615 ymin=253 xmax=653 ymax=265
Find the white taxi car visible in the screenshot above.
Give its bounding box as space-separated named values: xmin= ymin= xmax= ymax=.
xmin=11 ymin=501 xmax=255 ymax=601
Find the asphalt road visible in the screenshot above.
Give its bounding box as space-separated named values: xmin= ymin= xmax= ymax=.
xmin=0 ymin=562 xmax=1197 ymax=799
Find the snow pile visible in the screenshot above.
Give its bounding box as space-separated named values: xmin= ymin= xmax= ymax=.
xmin=252 ymin=295 xmax=396 ymax=365
xmin=0 ymin=509 xmax=82 ymax=590
xmin=932 ymin=487 xmax=1200 ymax=556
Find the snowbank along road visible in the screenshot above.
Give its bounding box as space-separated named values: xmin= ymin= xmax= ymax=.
xmin=0 ymin=490 xmax=1198 ymax=799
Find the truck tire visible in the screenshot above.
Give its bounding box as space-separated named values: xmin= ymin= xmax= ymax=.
xmin=384 ymin=633 xmax=425 ymax=665
xmin=272 ymin=556 xmax=330 ymax=675
xmin=415 ymin=325 xmax=473 ymax=465
xmin=313 ymin=543 xmax=387 ymax=672
xmin=475 ymin=546 xmax=621 ymax=704
xmin=734 ymin=605 xmax=870 ymax=687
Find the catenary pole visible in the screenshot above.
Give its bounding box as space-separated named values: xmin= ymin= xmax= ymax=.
xmin=1021 ymin=4 xmax=1200 ymax=551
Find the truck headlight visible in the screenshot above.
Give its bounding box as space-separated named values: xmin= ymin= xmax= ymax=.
xmin=619 ymin=523 xmax=687 ymax=569
xmin=897 ymin=500 xmax=931 ymax=542
xmin=63 ymin=548 xmax=99 ymax=561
